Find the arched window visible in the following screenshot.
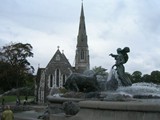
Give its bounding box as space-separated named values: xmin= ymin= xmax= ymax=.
xmin=81 ymin=50 xmax=84 ymax=59
xmin=50 ymin=74 xmax=53 ymax=87
xmin=56 ymin=69 xmax=59 ymax=87
xmin=63 ymin=74 xmax=65 ymax=86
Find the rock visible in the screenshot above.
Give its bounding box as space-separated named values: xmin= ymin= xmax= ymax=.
xmin=62 ymin=101 xmax=80 ymax=115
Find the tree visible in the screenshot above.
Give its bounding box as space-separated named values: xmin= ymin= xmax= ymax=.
xmin=0 ymin=42 xmax=34 ymax=91
xmin=125 ymin=72 xmax=133 ymax=83
xmin=150 ymin=71 xmax=160 ymax=84
xmin=0 ymin=61 xmax=13 ymax=91
xmin=132 ymin=71 xmax=142 ymax=83
xmin=141 ymin=74 xmax=151 ymax=83
xmin=92 ymin=66 xmax=108 ymax=76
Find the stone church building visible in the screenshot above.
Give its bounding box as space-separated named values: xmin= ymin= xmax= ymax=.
xmin=35 ymin=3 xmax=90 ymax=103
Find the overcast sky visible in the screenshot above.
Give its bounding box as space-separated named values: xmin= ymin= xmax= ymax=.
xmin=0 ymin=0 xmax=160 ymax=75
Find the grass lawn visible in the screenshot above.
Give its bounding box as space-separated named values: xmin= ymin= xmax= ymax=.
xmin=0 ymin=96 xmax=34 ymax=103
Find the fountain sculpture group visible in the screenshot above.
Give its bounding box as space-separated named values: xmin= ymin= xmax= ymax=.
xmin=47 ymin=47 xmax=160 ymax=120
xmin=64 ymin=47 xmax=132 ymax=93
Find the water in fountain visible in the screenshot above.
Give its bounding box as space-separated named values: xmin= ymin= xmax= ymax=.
xmin=103 ymin=68 xmax=160 ymax=101
xmin=105 ymin=68 xmax=123 ymax=91
xmin=117 ymin=82 xmax=160 ymax=98
xmin=107 ymin=68 xmax=122 ymax=86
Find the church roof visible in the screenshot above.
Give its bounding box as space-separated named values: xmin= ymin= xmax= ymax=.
xmin=45 ymin=48 xmax=73 ymax=75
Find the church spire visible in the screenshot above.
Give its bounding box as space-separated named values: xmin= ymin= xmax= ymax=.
xmin=77 ymin=2 xmax=87 ymax=47
xmin=75 ymin=2 xmax=90 ymax=73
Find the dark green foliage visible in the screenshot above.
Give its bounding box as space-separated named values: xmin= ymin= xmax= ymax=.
xmin=131 ymin=70 xmax=160 ymax=84
xmin=132 ymin=71 xmax=142 ymax=83
xmin=150 ymin=71 xmax=160 ymax=83
xmin=125 ymin=72 xmax=133 ymax=82
xmin=141 ymin=74 xmax=151 ymax=83
xmin=0 ymin=42 xmax=35 ymax=92
xmin=92 ymin=66 xmax=108 ymax=76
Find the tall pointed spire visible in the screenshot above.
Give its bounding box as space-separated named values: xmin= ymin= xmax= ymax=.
xmin=75 ymin=2 xmax=90 ymax=73
xmin=81 ymin=1 xmax=84 ymax=18
xmin=77 ymin=2 xmax=87 ymax=47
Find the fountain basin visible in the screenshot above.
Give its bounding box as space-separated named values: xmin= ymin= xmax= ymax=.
xmin=47 ymin=95 xmax=84 ymax=103
xmin=48 ymin=82 xmax=160 ymax=120
xmin=48 ymin=96 xmax=160 ymax=120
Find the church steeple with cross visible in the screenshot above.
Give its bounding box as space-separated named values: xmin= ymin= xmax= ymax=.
xmin=75 ymin=2 xmax=90 ymax=73
xmin=36 ymin=1 xmax=91 ymax=103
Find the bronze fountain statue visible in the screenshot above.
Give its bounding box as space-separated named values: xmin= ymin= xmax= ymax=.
xmin=105 ymin=47 xmax=132 ymax=90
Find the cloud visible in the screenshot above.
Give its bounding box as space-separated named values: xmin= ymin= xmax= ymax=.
xmin=0 ymin=0 xmax=160 ymax=75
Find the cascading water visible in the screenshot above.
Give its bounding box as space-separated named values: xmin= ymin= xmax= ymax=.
xmin=104 ymin=68 xmax=160 ymax=100
xmin=105 ymin=68 xmax=123 ymax=91
xmin=117 ymin=82 xmax=160 ymax=98
xmin=106 ymin=68 xmax=122 ymax=86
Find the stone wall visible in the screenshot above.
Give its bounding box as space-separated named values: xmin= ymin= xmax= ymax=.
xmin=50 ymin=100 xmax=160 ymax=120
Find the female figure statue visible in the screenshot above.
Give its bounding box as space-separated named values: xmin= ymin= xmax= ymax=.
xmin=110 ymin=47 xmax=132 ymax=86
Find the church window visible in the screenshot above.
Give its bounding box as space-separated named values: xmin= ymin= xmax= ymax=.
xmin=56 ymin=54 xmax=60 ymax=61
xmin=50 ymin=74 xmax=53 ymax=87
xmin=81 ymin=50 xmax=84 ymax=59
xmin=63 ymin=74 xmax=66 ymax=86
xmin=56 ymin=69 xmax=60 ymax=87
